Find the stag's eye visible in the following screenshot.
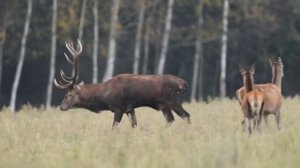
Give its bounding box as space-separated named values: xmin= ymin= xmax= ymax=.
xmin=67 ymin=94 xmax=73 ymax=99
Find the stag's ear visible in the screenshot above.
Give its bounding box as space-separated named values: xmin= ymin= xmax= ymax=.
xmin=250 ymin=64 xmax=255 ymax=75
xmin=74 ymin=85 xmax=81 ymax=93
xmin=78 ymin=81 xmax=84 ymax=85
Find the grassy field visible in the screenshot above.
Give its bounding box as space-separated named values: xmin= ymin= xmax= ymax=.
xmin=0 ymin=98 xmax=299 ymax=168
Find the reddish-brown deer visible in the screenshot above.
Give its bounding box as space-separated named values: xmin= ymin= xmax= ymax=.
xmin=54 ymin=40 xmax=190 ymax=128
xmin=240 ymin=66 xmax=264 ymax=134
xmin=236 ymin=58 xmax=283 ymax=130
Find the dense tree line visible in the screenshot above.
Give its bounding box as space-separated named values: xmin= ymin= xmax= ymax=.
xmin=0 ymin=0 xmax=299 ymax=110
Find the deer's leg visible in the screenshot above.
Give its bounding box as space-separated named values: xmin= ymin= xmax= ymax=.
xmin=275 ymin=111 xmax=281 ymax=130
xmin=162 ymin=107 xmax=175 ymax=124
xmin=263 ymin=114 xmax=269 ymax=128
xmin=171 ymin=104 xmax=191 ymax=124
xmin=126 ymin=109 xmax=137 ymax=128
xmin=241 ymin=119 xmax=246 ymax=130
xmin=248 ymin=118 xmax=253 ymax=135
xmin=112 ymin=111 xmax=124 ymax=129
xmin=257 ymin=106 xmax=264 ymax=133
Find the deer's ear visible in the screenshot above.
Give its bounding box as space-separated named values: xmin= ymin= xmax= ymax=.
xmin=74 ymin=85 xmax=81 ymax=93
xmin=239 ymin=65 xmax=245 ymax=75
xmin=268 ymin=57 xmax=274 ymax=67
xmin=250 ymin=64 xmax=255 ymax=74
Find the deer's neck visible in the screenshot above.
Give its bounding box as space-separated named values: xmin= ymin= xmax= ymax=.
xmin=77 ymin=84 xmax=110 ymax=112
xmin=272 ymin=66 xmax=282 ymax=89
xmin=243 ymin=74 xmax=254 ymax=93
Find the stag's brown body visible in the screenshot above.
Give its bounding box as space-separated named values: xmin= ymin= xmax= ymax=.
xmin=236 ymin=58 xmax=283 ymax=130
xmin=66 ymin=74 xmax=187 ymax=112
xmin=54 ymin=40 xmax=190 ymax=128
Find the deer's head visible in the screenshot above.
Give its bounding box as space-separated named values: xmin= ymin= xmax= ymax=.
xmin=54 ymin=39 xmax=83 ymax=111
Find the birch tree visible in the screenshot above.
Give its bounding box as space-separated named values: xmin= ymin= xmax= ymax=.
xmin=92 ymin=0 xmax=99 ymax=83
xmin=133 ymin=0 xmax=145 ymax=74
xmin=102 ymin=0 xmax=120 ymax=81
xmin=156 ymin=0 xmax=174 ymax=75
xmin=142 ymin=17 xmax=150 ymax=74
xmin=191 ymin=0 xmax=204 ymax=101
xmin=10 ymin=0 xmax=32 ymax=112
xmin=78 ymin=0 xmax=87 ymax=41
xmin=219 ymin=0 xmax=229 ymax=99
xmin=45 ymin=0 xmax=57 ymax=108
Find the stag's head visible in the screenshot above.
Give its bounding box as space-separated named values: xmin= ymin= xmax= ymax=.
xmin=54 ymin=39 xmax=83 ymax=111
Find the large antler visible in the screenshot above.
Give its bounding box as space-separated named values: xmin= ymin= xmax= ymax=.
xmin=54 ymin=39 xmax=83 ymax=89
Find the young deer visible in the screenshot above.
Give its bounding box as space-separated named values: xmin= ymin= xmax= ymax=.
xmin=236 ymin=57 xmax=283 ymax=130
xmin=240 ymin=66 xmax=264 ymax=134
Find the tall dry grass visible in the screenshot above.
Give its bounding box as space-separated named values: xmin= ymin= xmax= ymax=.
xmin=0 ymin=97 xmax=300 ymax=168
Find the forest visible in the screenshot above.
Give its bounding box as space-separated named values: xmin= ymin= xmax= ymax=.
xmin=0 ymin=0 xmax=300 ymax=111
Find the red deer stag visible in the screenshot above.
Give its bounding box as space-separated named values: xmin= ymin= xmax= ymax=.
xmin=236 ymin=58 xmax=283 ymax=130
xmin=240 ymin=65 xmax=264 ymax=134
xmin=54 ymin=40 xmax=191 ymax=128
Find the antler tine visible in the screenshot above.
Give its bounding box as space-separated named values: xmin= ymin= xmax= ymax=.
xmin=76 ymin=39 xmax=83 ymax=55
xmin=64 ymin=52 xmax=74 ymax=65
xmin=60 ymin=70 xmax=73 ymax=82
xmin=54 ymin=79 xmax=69 ymax=89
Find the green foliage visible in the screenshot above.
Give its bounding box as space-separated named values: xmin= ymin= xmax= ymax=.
xmin=0 ymin=98 xmax=299 ymax=167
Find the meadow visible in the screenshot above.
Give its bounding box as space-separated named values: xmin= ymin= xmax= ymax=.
xmin=0 ymin=98 xmax=299 ymax=168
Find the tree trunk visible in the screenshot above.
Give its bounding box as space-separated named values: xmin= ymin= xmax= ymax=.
xmin=0 ymin=2 xmax=12 ymax=98
xmin=142 ymin=17 xmax=150 ymax=75
xmin=92 ymin=0 xmax=99 ymax=83
xmin=219 ymin=0 xmax=229 ymax=99
xmin=10 ymin=0 xmax=32 ymax=112
xmin=102 ymin=0 xmax=120 ymax=81
xmin=191 ymin=0 xmax=204 ymax=101
xmin=46 ymin=0 xmax=57 ymax=109
xmin=156 ymin=0 xmax=174 ymax=75
xmin=78 ymin=0 xmax=87 ymax=41
xmin=133 ymin=0 xmax=145 ymax=74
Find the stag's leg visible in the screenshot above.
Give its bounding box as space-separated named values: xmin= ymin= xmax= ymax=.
xmin=171 ymin=104 xmax=191 ymax=124
xmin=162 ymin=107 xmax=175 ymax=124
xmin=275 ymin=111 xmax=281 ymax=130
xmin=112 ymin=111 xmax=124 ymax=129
xmin=126 ymin=109 xmax=137 ymax=128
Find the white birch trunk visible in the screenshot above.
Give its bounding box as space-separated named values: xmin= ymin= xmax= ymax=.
xmin=45 ymin=0 xmax=57 ymax=108
xmin=78 ymin=0 xmax=87 ymax=41
xmin=92 ymin=0 xmax=99 ymax=83
xmin=142 ymin=18 xmax=150 ymax=74
xmin=191 ymin=0 xmax=204 ymax=101
xmin=219 ymin=0 xmax=229 ymax=99
xmin=102 ymin=0 xmax=120 ymax=81
xmin=10 ymin=0 xmax=32 ymax=112
xmin=156 ymin=0 xmax=174 ymax=75
xmin=133 ymin=0 xmax=145 ymax=74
